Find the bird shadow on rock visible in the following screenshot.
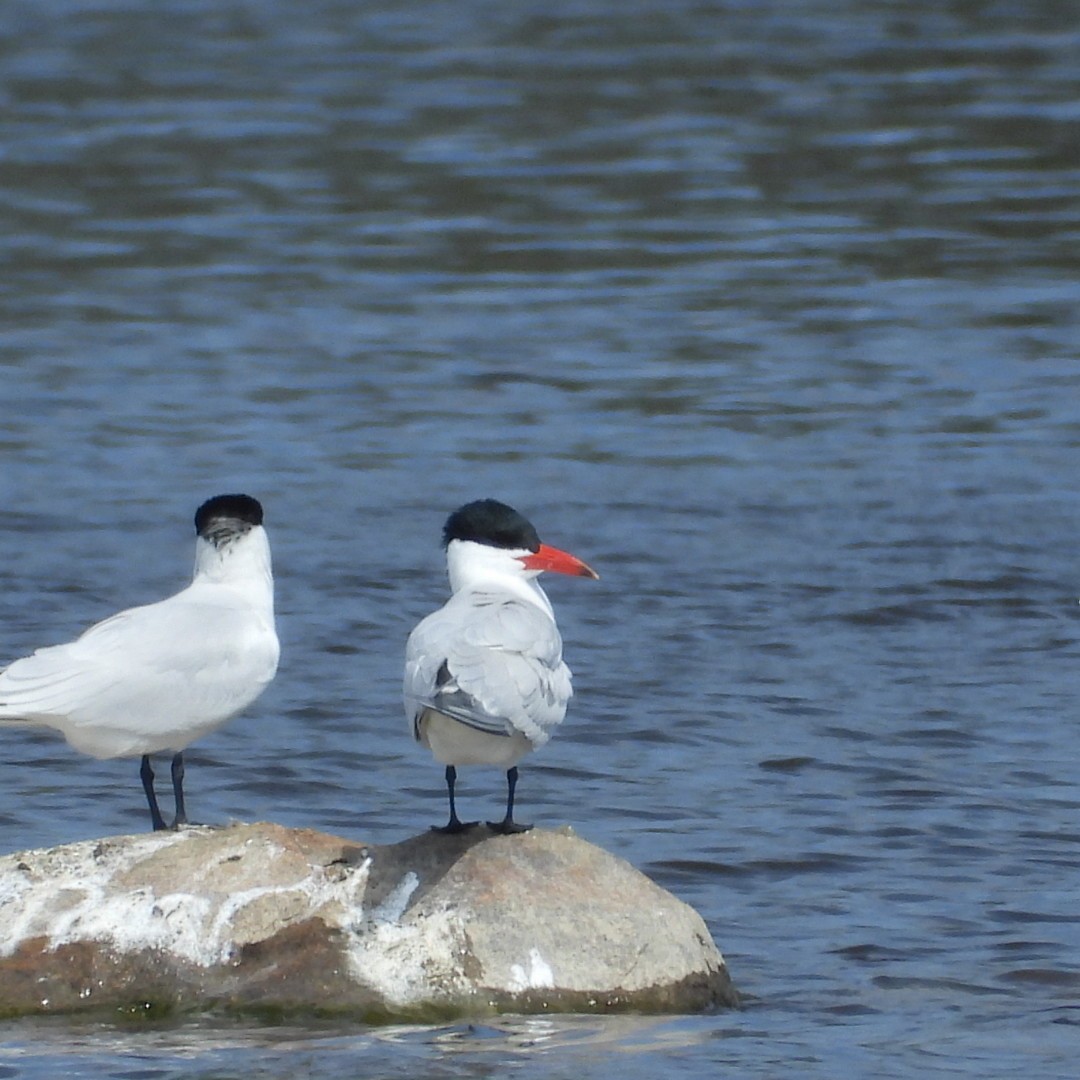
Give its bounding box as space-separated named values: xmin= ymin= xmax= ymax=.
xmin=340 ymin=824 xmax=508 ymax=919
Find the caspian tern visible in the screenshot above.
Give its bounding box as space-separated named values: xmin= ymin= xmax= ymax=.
xmin=0 ymin=493 xmax=279 ymax=831
xmin=404 ymin=498 xmax=598 ymax=834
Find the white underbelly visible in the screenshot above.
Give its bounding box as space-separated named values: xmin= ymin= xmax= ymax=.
xmin=417 ymin=709 xmax=533 ymax=767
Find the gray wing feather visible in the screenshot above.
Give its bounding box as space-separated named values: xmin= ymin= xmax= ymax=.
xmin=404 ymin=591 xmax=572 ymax=747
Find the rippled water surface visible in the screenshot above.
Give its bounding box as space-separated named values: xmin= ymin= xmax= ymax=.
xmin=1 ymin=1 xmax=1079 ymax=1076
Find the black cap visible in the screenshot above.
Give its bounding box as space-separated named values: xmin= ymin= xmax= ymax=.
xmin=195 ymin=494 xmax=264 ymax=537
xmin=442 ymin=499 xmax=540 ymax=553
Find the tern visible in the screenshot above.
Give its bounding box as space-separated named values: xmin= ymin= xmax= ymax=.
xmin=404 ymin=498 xmax=598 ymax=834
xmin=0 ymin=493 xmax=279 ymax=831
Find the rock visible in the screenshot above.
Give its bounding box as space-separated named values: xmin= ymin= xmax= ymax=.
xmin=0 ymin=822 xmax=738 ymax=1020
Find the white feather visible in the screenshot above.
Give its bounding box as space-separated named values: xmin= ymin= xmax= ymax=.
xmin=403 ymin=540 xmax=573 ymax=768
xmin=0 ymin=525 xmax=278 ymax=760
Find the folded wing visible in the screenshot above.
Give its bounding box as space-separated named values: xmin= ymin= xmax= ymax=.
xmin=404 ymin=590 xmax=572 ymax=749
xmin=0 ymin=583 xmax=279 ymax=757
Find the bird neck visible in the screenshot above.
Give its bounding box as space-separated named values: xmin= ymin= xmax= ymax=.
xmin=191 ymin=528 xmax=275 ymax=611
xmin=446 ymin=541 xmax=554 ymax=616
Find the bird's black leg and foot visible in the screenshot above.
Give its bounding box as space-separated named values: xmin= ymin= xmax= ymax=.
xmin=489 ymin=766 xmax=532 ymax=834
xmin=432 ymin=765 xmax=479 ymax=834
xmin=170 ymin=751 xmax=188 ymax=828
xmin=140 ymin=754 xmax=168 ymax=832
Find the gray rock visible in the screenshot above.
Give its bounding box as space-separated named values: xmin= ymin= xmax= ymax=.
xmin=0 ymin=822 xmax=737 ymax=1019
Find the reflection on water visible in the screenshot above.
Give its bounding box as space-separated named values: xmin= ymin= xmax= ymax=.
xmin=1 ymin=0 xmax=1079 ymax=1077
xmin=0 ymin=1014 xmax=731 ymax=1080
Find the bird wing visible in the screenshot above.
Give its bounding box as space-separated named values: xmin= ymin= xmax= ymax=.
xmin=0 ymin=582 xmax=279 ymax=757
xmin=404 ymin=589 xmax=572 ymax=748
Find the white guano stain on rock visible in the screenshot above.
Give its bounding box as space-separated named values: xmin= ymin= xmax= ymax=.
xmin=368 ymin=871 xmax=419 ymax=926
xmin=0 ymin=829 xmax=187 ymax=959
xmin=508 ymin=948 xmax=555 ymax=992
xmin=0 ymin=822 xmax=738 ymax=1017
xmin=0 ymin=825 xmax=371 ymax=967
xmin=346 ymin=903 xmax=472 ymax=1007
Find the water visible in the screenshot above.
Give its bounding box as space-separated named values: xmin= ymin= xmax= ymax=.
xmin=1 ymin=0 xmax=1079 ymax=1075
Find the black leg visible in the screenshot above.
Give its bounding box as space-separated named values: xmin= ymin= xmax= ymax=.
xmin=140 ymin=754 xmax=168 ymax=832
xmin=170 ymin=751 xmax=187 ymax=828
xmin=431 ymin=765 xmax=478 ymax=834
xmin=489 ymin=766 xmax=532 ymax=834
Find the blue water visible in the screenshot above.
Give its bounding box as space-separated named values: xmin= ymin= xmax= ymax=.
xmin=1 ymin=0 xmax=1079 ymax=1076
